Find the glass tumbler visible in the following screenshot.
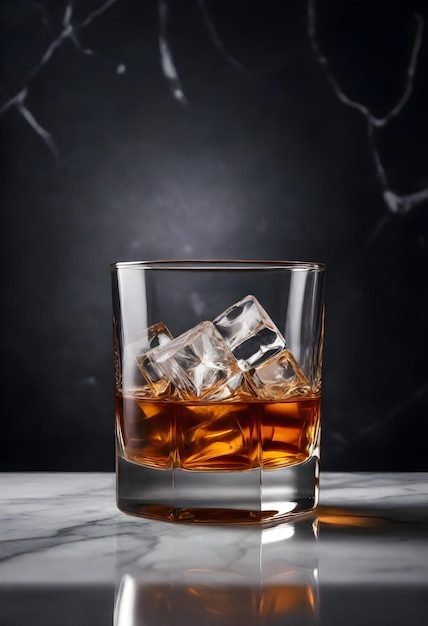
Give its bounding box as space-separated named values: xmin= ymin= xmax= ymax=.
xmin=111 ymin=260 xmax=325 ymax=523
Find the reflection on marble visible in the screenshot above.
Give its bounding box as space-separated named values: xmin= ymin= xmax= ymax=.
xmin=0 ymin=472 xmax=427 ymax=625
xmin=115 ymin=519 xmax=319 ymax=625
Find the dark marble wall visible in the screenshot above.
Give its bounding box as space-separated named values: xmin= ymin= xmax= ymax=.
xmin=1 ymin=0 xmax=427 ymax=471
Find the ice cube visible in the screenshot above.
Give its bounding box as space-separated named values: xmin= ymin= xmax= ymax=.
xmin=205 ymin=372 xmax=255 ymax=401
xmin=123 ymin=322 xmax=173 ymax=396
xmin=146 ymin=321 xmax=248 ymax=400
xmin=213 ymin=295 xmax=286 ymax=370
xmin=248 ymin=349 xmax=311 ymax=399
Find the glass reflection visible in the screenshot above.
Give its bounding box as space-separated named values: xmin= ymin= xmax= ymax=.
xmin=114 ymin=517 xmax=319 ymax=626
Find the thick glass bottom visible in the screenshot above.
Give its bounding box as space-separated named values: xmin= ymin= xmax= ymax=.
xmin=116 ymin=454 xmax=319 ymax=524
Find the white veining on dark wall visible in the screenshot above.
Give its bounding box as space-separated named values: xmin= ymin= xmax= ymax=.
xmin=353 ymin=380 xmax=428 ymax=442
xmin=0 ymin=0 xmax=125 ymax=161
xmin=197 ymin=0 xmax=252 ymax=75
xmin=3 ymin=86 xmax=59 ymax=159
xmin=308 ymin=0 xmax=428 ymax=217
xmin=197 ymin=0 xmax=303 ymax=76
xmin=2 ymin=0 xmax=426 ymax=206
xmin=158 ymin=0 xmax=187 ymax=105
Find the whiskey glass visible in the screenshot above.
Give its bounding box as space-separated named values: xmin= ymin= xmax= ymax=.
xmin=111 ymin=260 xmax=325 ymax=523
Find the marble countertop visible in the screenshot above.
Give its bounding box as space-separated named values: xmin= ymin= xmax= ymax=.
xmin=1 ymin=472 xmax=427 ymax=625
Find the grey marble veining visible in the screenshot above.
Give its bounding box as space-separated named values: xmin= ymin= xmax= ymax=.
xmin=0 ymin=472 xmax=427 ymax=625
xmin=1 ymin=472 xmax=427 ymax=583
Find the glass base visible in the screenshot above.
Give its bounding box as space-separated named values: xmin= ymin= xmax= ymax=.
xmin=116 ymin=454 xmax=319 ymax=524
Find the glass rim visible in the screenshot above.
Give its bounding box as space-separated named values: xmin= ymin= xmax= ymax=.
xmin=111 ymin=259 xmax=326 ymax=271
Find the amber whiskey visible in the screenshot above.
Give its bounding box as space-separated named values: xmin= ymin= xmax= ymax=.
xmin=116 ymin=391 xmax=321 ymax=472
xmin=125 ymin=582 xmax=318 ymax=625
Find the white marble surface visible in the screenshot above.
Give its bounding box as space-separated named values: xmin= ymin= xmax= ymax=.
xmin=1 ymin=472 xmax=427 ymax=625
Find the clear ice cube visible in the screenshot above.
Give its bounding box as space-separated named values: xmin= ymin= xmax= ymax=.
xmin=205 ymin=372 xmax=254 ymax=401
xmin=123 ymin=322 xmax=173 ymax=396
xmin=248 ymin=349 xmax=311 ymax=400
xmin=213 ymin=295 xmax=286 ymax=370
xmin=146 ymin=321 xmax=249 ymax=400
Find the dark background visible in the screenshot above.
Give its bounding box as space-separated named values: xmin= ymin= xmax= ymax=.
xmin=1 ymin=0 xmax=427 ymax=472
